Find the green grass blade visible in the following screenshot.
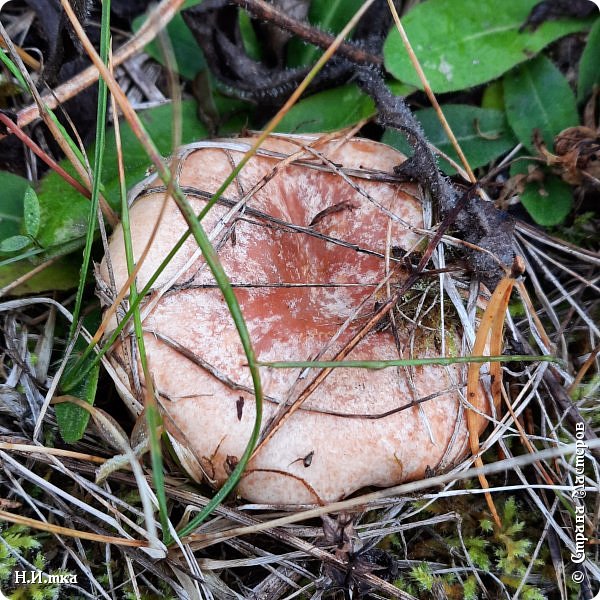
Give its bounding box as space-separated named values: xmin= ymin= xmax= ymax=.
xmin=257 ymin=355 xmax=561 ymax=369
xmin=113 ymin=106 xmax=171 ymax=545
xmin=68 ymin=1 xmax=111 ymax=340
xmin=58 ymin=0 xmax=111 ymax=442
xmin=0 ymin=47 xmax=27 ymax=88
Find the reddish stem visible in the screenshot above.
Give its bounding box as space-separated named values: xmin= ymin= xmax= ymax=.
xmin=0 ymin=112 xmax=90 ymax=199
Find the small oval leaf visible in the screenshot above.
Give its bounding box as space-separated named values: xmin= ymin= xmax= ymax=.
xmin=384 ymin=0 xmax=591 ymax=94
xmin=23 ymin=187 xmax=40 ymax=238
xmin=0 ymin=235 xmax=31 ymax=253
xmin=504 ymin=55 xmax=578 ymax=152
xmin=520 ymin=172 xmax=573 ymax=226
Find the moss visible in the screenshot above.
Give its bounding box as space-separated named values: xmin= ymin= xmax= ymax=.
xmin=0 ymin=525 xmax=75 ymax=600
xmin=389 ymin=495 xmax=548 ymax=599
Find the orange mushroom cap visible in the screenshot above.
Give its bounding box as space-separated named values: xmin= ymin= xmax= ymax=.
xmin=99 ymin=134 xmax=490 ymax=505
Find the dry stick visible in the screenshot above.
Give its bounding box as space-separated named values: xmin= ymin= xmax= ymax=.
xmin=0 ymin=0 xmax=187 ymax=136
xmin=385 ymin=0 xmax=476 ymax=184
xmin=228 ymin=0 xmax=382 ymax=66
xmin=0 ymin=509 xmax=149 ymax=548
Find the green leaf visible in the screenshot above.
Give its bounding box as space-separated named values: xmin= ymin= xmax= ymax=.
xmin=0 ymin=235 xmax=31 ymax=253
xmin=382 ymin=105 xmax=517 ymax=173
xmin=36 ymin=101 xmax=209 ymax=249
xmin=132 ymin=12 xmax=205 ymax=80
xmin=23 ymin=187 xmax=40 ymax=238
xmin=511 ymin=161 xmax=573 ymax=225
xmin=56 ymin=313 xmax=102 ymax=443
xmin=307 ymin=0 xmax=365 ymax=36
xmin=481 ymin=80 xmax=505 ymax=111
xmin=387 ymin=80 xmax=417 ymax=98
xmin=578 ymin=17 xmax=600 ymax=102
xmin=275 ymin=84 xmax=375 ymax=133
xmin=521 ymin=174 xmax=573 ymax=226
xmin=0 ymin=171 xmax=29 ymax=241
xmin=384 ymin=0 xmax=591 ymax=93
xmin=55 ymin=358 xmax=99 ymax=443
xmin=504 ymin=55 xmax=578 ymax=152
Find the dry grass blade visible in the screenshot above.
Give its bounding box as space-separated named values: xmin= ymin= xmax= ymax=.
xmin=0 ymin=509 xmax=150 ymax=548
xmin=0 ymin=441 xmax=106 ymax=464
xmin=186 ymin=438 xmax=600 ymax=545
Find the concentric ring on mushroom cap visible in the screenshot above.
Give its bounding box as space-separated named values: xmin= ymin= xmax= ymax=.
xmin=99 ymin=134 xmax=491 ymax=505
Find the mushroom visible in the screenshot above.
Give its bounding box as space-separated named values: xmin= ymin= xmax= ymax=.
xmin=99 ymin=134 xmax=491 ymax=505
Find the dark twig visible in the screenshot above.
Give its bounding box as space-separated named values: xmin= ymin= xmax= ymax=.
xmin=230 ymin=0 xmax=382 ymax=65
xmin=182 ymin=0 xmax=390 ymax=103
xmin=356 ymin=68 xmax=515 ymax=286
